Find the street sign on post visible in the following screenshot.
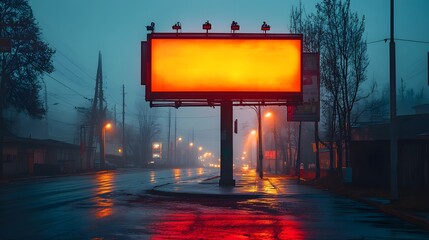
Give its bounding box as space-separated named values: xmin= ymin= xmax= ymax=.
xmin=287 ymin=53 xmax=320 ymax=122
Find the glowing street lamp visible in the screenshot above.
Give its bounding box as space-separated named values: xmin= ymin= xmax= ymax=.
xmin=264 ymin=110 xmax=278 ymax=173
xmin=100 ymin=122 xmax=112 ymax=170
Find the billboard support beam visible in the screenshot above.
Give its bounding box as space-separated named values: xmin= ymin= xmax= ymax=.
xmin=219 ymin=101 xmax=235 ymax=187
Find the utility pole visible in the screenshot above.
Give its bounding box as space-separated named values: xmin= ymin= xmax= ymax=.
xmin=114 ymin=104 xmax=117 ymax=126
xmin=315 ymin=121 xmax=320 ymax=179
xmin=389 ymin=0 xmax=399 ymax=201
xmin=86 ymin=51 xmax=104 ymax=170
xmin=297 ymin=121 xmax=302 ymax=184
xmin=44 ymin=81 xmax=49 ymax=138
xmin=257 ymin=106 xmax=263 ymax=179
xmin=167 ymin=108 xmax=171 ymax=166
xmin=122 ymin=84 xmax=126 ymax=167
xmin=98 ymin=52 xmax=105 ymax=170
xmin=0 ymin=54 xmax=6 ymax=177
xmin=174 ymin=110 xmax=177 ymax=167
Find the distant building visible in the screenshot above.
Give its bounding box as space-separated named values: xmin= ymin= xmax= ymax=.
xmin=351 ymin=113 xmax=429 ymax=191
xmin=2 ymin=136 xmax=80 ymax=177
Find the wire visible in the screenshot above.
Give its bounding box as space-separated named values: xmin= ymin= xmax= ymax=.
xmin=44 ymin=73 xmax=91 ymax=101
xmin=55 ymin=49 xmax=96 ymax=81
xmin=366 ymin=38 xmax=429 ymax=45
xmin=47 ymin=117 xmax=79 ymax=127
xmin=366 ymin=39 xmax=386 ymax=45
xmin=396 ymin=38 xmax=429 ymax=44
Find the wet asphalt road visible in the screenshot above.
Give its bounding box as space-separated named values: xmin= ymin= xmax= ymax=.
xmin=0 ymin=168 xmax=428 ymax=240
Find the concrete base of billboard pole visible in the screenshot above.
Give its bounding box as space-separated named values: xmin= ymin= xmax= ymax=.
xmin=219 ymin=101 xmax=235 ymax=187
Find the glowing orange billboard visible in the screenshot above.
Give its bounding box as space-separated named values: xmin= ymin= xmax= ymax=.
xmin=144 ymin=33 xmax=302 ymax=102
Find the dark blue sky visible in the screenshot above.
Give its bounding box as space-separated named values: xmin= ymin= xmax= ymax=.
xmin=29 ymin=0 xmax=429 ymax=156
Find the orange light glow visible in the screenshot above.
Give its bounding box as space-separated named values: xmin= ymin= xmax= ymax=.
xmin=93 ymin=171 xmax=115 ymax=219
xmin=105 ymin=123 xmax=112 ymax=129
xmin=264 ymin=112 xmax=273 ymax=118
xmin=151 ymin=38 xmax=301 ymax=93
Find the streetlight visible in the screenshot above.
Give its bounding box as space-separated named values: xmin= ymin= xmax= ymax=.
xmin=264 ymin=111 xmax=278 ymax=174
xmin=188 ymin=142 xmax=195 ymax=167
xmin=175 ymin=137 xmax=183 ymax=166
xmin=257 ymin=106 xmax=263 ymax=179
xmin=249 ymin=129 xmax=257 ymax=170
xmin=100 ymin=122 xmax=112 ymax=170
xmin=248 ymin=106 xmax=264 ymax=179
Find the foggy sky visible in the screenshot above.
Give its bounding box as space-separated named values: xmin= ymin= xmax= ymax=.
xmin=28 ymin=0 xmax=429 ymax=157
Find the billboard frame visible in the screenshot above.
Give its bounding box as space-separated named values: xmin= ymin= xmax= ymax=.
xmin=143 ymin=32 xmax=303 ymax=106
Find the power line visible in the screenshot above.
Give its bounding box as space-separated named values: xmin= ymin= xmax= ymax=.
xmin=396 ymin=38 xmax=429 ymax=44
xmin=367 ymin=38 xmax=429 ymax=45
xmin=44 ymin=73 xmax=91 ymax=101
xmin=366 ymin=38 xmax=429 ymax=45
xmin=367 ymin=39 xmax=386 ymax=45
xmin=56 ymin=49 xmax=96 ymax=80
xmin=47 ymin=117 xmax=78 ymax=127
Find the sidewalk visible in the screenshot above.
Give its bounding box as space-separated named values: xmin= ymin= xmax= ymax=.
xmin=149 ymin=169 xmax=429 ymax=231
xmin=149 ymin=170 xmax=280 ymax=199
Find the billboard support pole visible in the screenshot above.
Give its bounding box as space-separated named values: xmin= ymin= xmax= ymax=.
xmin=257 ymin=106 xmax=264 ymax=179
xmin=219 ymin=101 xmax=235 ymax=186
xmin=297 ymin=121 xmax=302 ymax=184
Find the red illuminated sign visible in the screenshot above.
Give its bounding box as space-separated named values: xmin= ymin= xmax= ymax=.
xmin=143 ymin=33 xmax=303 ymax=103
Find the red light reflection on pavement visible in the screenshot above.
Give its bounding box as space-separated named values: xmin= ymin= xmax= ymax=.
xmin=150 ymin=211 xmax=304 ymax=240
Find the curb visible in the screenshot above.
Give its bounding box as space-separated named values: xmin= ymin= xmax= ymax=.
xmin=147 ymin=183 xmax=263 ymax=199
xmin=358 ymin=198 xmax=429 ymax=231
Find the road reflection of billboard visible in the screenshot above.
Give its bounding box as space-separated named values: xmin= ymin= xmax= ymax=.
xmin=151 ymin=211 xmax=304 ymax=239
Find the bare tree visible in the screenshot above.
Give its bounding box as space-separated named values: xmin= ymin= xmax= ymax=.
xmin=290 ymin=0 xmax=369 ymax=176
xmin=317 ymin=0 xmax=369 ymax=169
xmin=134 ymin=102 xmax=160 ymax=166
xmin=290 ymin=2 xmax=323 ymax=178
